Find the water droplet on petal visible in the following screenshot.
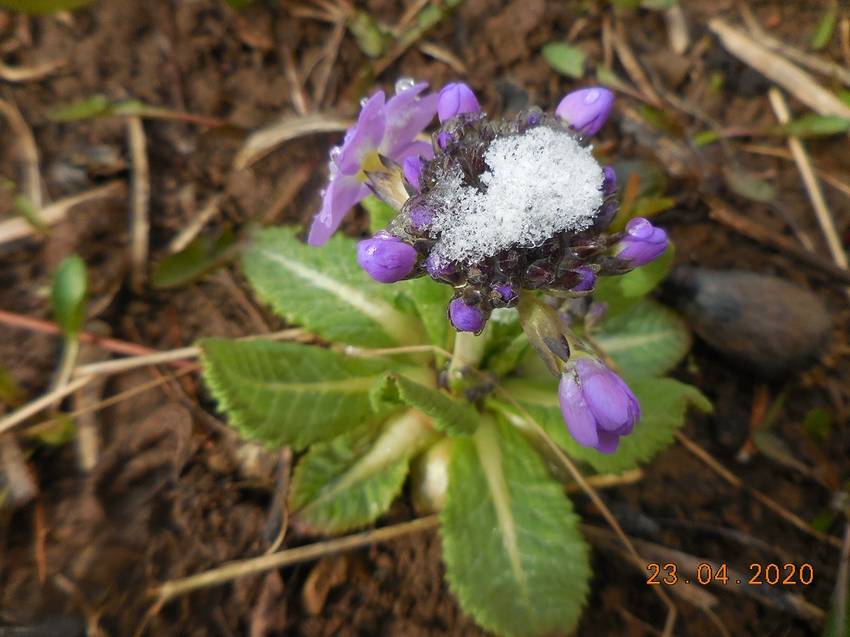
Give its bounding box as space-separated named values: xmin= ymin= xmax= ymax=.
xmin=395 ymin=77 xmax=416 ymax=94
xmin=360 ymin=97 xmax=369 ymax=107
xmin=329 ymin=146 xmax=342 ymax=161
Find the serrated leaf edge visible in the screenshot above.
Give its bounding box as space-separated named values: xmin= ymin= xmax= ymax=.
xmin=294 ymin=410 xmax=437 ymax=533
xmin=249 ymin=243 xmax=422 ymax=346
xmin=199 ymin=339 xmax=383 ymax=449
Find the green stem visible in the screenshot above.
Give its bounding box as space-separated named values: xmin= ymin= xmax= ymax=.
xmin=447 ymin=331 xmax=488 ymax=394
xmin=53 ymin=335 xmax=80 ymax=393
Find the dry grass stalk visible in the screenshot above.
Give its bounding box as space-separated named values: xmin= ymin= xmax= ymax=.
xmin=154 ymin=515 xmax=440 ymax=604
xmin=675 ymin=432 xmax=842 ymax=550
xmin=233 ymin=114 xmax=350 ymax=170
xmin=167 ymin=193 xmax=224 ymax=254
xmin=0 ymin=58 xmax=66 ymax=82
xmin=127 ymin=116 xmax=150 ymax=293
xmin=767 ymin=89 xmax=849 ymax=276
xmin=709 ymin=18 xmax=850 ymax=119
xmin=0 ymin=181 xmax=126 ymax=246
xmin=739 ymin=5 xmax=850 ymax=87
xmin=0 ymin=95 xmax=42 ymax=209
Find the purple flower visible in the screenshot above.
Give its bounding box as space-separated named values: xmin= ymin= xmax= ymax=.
xmin=437 ymin=82 xmax=481 ymax=123
xmin=357 ymin=231 xmax=418 ymax=283
xmin=572 ymin=267 xmax=596 ymax=292
xmin=409 ymin=204 xmax=433 ymax=231
xmin=425 ymin=254 xmax=456 ymax=280
xmin=495 ymin=283 xmax=517 ymax=303
xmin=403 ymin=156 xmax=424 ymax=191
xmin=602 ymin=165 xmax=617 ymax=197
xmin=558 ymin=358 xmax=640 ymax=454
xmin=555 ymin=87 xmax=614 ymax=136
xmin=448 ymin=298 xmax=485 ymax=333
xmin=308 ymin=82 xmax=439 ymax=246
xmin=615 ymin=217 xmax=668 ymax=266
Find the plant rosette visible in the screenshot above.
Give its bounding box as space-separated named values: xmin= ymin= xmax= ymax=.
xmin=201 ymin=80 xmax=710 ymax=637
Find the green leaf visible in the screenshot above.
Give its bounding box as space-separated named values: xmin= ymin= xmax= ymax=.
xmin=803 ymin=407 xmax=833 ymax=442
xmin=542 ymin=42 xmax=586 ymax=79
xmin=631 ymin=196 xmax=675 ymax=218
xmin=593 ymin=244 xmax=675 ymax=315
xmin=483 ymin=308 xmax=528 ymax=378
xmin=723 ymin=166 xmax=776 ymax=203
xmin=824 ymin=576 xmax=850 ymax=637
xmin=502 ymin=376 xmax=711 ymax=473
xmin=780 ymin=114 xmax=850 ymax=138
xmin=596 ymin=65 xmax=631 ymax=92
xmin=291 ymin=410 xmax=437 ymax=533
xmin=398 ymin=276 xmax=453 ymax=348
xmin=242 ymin=227 xmax=422 ymax=348
xmin=348 ymin=10 xmax=387 ymax=58
xmin=51 ymin=255 xmax=88 ymax=337
xmin=362 ymin=194 xmax=397 ymax=234
xmin=200 ymin=338 xmax=390 ymax=450
xmin=151 ymin=229 xmax=237 ymax=289
xmin=13 ymin=194 xmax=46 ymax=233
xmin=0 ymin=0 xmax=93 ymax=13
xmin=593 ymin=299 xmax=691 ymax=378
xmin=639 ymin=104 xmax=678 ymax=133
xmin=692 ymin=130 xmax=720 ymax=147
xmin=641 ymin=0 xmax=675 ymax=8
xmin=49 ymin=96 xmax=152 ymax=122
xmin=0 ymin=365 xmax=24 ymax=406
xmin=441 ymin=416 xmax=591 ymax=637
xmin=372 ymin=373 xmax=479 ymax=436
xmin=810 ymin=1 xmax=838 ymax=51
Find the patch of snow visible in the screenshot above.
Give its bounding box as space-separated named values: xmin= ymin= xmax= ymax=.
xmin=428 ymin=126 xmax=603 ymax=265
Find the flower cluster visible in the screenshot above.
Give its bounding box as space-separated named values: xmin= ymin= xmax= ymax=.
xmin=309 ymin=80 xmax=667 ymax=454
xmin=346 ymin=84 xmax=667 ymax=334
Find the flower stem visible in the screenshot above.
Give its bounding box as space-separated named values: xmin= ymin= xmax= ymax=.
xmin=446 ymin=331 xmax=487 ymax=394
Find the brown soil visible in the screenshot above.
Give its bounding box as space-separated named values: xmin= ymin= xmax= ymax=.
xmin=2 ymin=1 xmax=849 ymax=636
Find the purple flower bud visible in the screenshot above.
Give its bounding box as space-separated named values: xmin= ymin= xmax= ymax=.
xmin=437 ymin=82 xmax=481 ymax=123
xmin=495 ymin=283 xmax=517 ymax=303
xmin=424 ymin=254 xmax=456 ymax=280
xmin=558 ymin=358 xmax=640 ymax=454
xmin=409 ymin=204 xmax=433 ymax=231
xmin=436 ymin=131 xmax=453 ymax=150
xmin=356 ymin=232 xmax=417 ymax=283
xmin=615 ymin=217 xmax=668 ymax=267
xmin=572 ymin=267 xmax=596 ymax=292
xmin=448 ymin=298 xmax=486 ymax=333
xmin=555 ymin=87 xmax=614 ymax=136
xmin=602 ymin=165 xmax=617 ymax=197
xmin=403 ymin=156 xmax=424 ymax=191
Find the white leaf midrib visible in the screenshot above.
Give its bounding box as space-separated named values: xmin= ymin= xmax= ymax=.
xmin=256 ymin=247 xmax=420 ymax=346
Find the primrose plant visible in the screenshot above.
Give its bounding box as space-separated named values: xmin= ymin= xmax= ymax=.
xmin=201 ymin=80 xmax=709 ymax=637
